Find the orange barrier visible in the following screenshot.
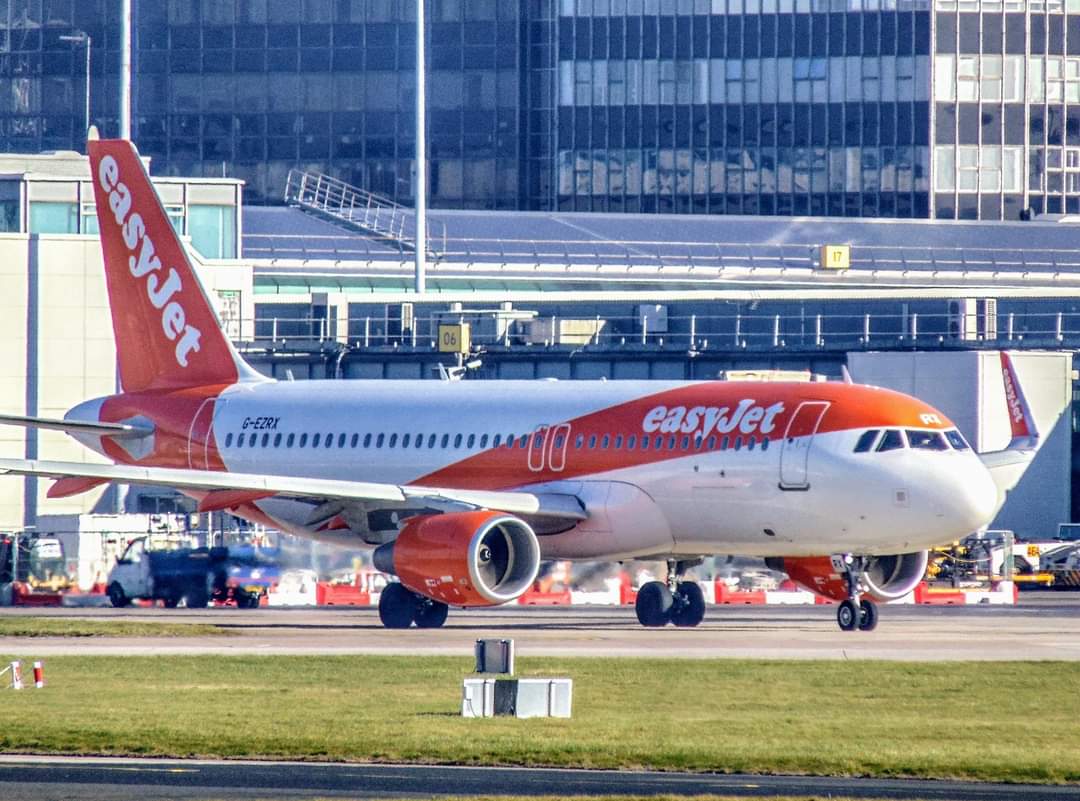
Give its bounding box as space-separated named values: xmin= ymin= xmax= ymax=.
xmin=913 ymin=581 xmax=965 ymax=605
xmin=315 ymin=582 xmax=370 ymax=606
xmin=11 ymin=583 xmax=64 ymax=606
xmin=517 ymin=589 xmax=572 ymax=605
xmin=714 ymin=581 xmax=767 ymax=605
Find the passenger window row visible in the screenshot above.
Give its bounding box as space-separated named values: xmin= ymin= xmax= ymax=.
xmin=221 ymin=429 xmax=772 ymax=454
xmin=853 ymin=428 xmax=969 ymax=453
xmin=572 ymin=432 xmax=770 ymax=453
xmin=223 ymin=431 xmax=525 ymax=451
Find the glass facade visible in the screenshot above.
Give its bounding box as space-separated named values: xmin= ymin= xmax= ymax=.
xmin=554 ymin=0 xmax=932 ymax=215
xmin=933 ymin=0 xmax=1080 ymax=218
xmin=0 ymin=0 xmax=1074 ymax=218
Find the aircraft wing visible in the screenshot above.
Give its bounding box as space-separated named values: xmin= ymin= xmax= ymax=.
xmin=0 ymin=457 xmax=588 ymax=523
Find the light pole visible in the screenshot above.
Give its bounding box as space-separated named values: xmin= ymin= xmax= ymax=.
xmin=59 ymin=32 xmax=91 ymax=142
xmin=415 ymin=0 xmax=427 ymax=294
xmin=120 ymin=0 xmax=131 ymax=139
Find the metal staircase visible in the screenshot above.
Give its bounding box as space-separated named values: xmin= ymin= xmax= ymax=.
xmin=284 ymin=169 xmax=442 ymax=254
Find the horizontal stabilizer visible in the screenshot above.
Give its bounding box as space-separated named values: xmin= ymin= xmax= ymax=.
xmin=0 ymin=413 xmax=152 ymax=440
xmin=47 ymin=476 xmax=109 ymax=499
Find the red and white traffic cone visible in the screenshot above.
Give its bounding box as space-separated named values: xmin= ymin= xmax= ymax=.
xmin=32 ymin=661 xmax=44 ymax=689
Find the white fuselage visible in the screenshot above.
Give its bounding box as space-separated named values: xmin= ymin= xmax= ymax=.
xmin=84 ymin=377 xmax=997 ymax=561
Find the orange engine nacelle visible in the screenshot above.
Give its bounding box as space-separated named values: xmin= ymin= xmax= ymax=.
xmin=766 ymin=551 xmax=928 ymax=602
xmin=372 ymin=510 xmax=541 ymax=607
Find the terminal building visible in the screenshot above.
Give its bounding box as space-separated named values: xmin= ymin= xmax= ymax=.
xmin=0 ymin=1 xmax=1076 ymax=219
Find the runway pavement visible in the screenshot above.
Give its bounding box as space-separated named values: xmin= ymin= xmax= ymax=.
xmin=1 ymin=593 xmax=1078 ymax=660
xmin=0 ymin=755 xmax=1077 ymax=801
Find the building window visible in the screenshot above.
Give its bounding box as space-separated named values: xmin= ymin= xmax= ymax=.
xmin=934 ymin=56 xmax=955 ymax=102
xmin=188 ymin=204 xmax=237 ymax=259
xmin=957 ymin=145 xmax=979 ymax=192
xmin=980 ymin=56 xmax=1003 ymax=102
xmin=29 ymin=202 xmax=78 ymax=234
xmin=957 ymin=55 xmax=978 ymax=102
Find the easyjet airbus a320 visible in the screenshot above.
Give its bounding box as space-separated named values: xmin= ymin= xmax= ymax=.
xmin=0 ymin=136 xmax=1040 ymax=631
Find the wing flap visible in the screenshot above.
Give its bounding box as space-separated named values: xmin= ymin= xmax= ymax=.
xmin=0 ymin=457 xmax=588 ymax=522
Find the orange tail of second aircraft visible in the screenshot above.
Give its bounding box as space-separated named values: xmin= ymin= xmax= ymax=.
xmin=87 ymin=133 xmax=259 ymax=393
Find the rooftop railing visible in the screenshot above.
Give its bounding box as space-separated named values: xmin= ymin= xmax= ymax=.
xmin=283 ymin=169 xmax=446 ymax=256
xmin=239 ymin=308 xmax=1078 ymax=353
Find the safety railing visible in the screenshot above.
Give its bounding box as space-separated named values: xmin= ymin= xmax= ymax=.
xmin=283 ymin=169 xmax=446 ymax=255
xmin=238 ymin=309 xmax=1080 ymax=352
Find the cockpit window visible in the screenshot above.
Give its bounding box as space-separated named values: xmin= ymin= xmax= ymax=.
xmin=945 ymin=429 xmax=970 ymax=450
xmin=853 ymin=430 xmax=880 ymax=453
xmin=907 ymin=430 xmax=948 ymax=451
xmin=876 ymin=429 xmax=906 ymax=452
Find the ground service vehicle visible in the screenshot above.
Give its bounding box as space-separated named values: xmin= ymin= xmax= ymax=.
xmin=0 ymin=534 xmax=74 ymax=603
xmin=106 ymin=538 xmax=270 ymax=608
xmin=0 ymin=136 xmax=1043 ymax=631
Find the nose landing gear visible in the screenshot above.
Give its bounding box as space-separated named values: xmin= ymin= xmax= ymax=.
xmin=836 ymin=555 xmax=878 ymax=632
xmin=635 ymin=559 xmax=707 ymax=628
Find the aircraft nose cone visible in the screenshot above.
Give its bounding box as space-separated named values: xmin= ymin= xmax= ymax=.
xmin=956 ymin=463 xmax=999 ymax=533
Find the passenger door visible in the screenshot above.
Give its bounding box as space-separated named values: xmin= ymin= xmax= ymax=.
xmin=779 ymin=401 xmax=830 ymax=489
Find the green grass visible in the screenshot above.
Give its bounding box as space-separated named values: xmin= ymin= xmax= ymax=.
xmin=0 ymin=619 xmax=235 ymax=638
xmin=0 ymin=656 xmax=1075 ymax=784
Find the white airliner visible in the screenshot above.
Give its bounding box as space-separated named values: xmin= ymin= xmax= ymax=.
xmin=0 ymin=137 xmax=1038 ymax=631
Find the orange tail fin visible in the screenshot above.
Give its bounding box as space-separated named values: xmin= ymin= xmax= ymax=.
xmin=87 ymin=136 xmax=259 ymax=392
xmin=999 ymin=351 xmax=1038 ymax=445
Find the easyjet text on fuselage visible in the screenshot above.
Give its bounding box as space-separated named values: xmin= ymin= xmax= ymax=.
xmin=642 ymin=400 xmax=785 ymax=437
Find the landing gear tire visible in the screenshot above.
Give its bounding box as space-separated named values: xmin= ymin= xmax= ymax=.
xmin=837 ymin=599 xmax=859 ymax=631
xmin=414 ymin=599 xmax=449 ymax=629
xmin=635 ymin=581 xmax=674 ymax=627
xmin=379 ymin=582 xmax=419 ymax=629
xmin=185 ymin=584 xmax=209 ymax=609
xmin=107 ymin=582 xmax=129 ymax=608
xmin=857 ymin=599 xmax=878 ymax=632
xmin=671 ymin=581 xmax=706 ymax=628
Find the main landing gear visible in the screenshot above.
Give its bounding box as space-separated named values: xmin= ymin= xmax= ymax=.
xmin=836 ymin=555 xmax=878 ymax=633
xmin=378 ymin=582 xmax=449 ymax=629
xmin=635 ymin=559 xmax=706 ymax=628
